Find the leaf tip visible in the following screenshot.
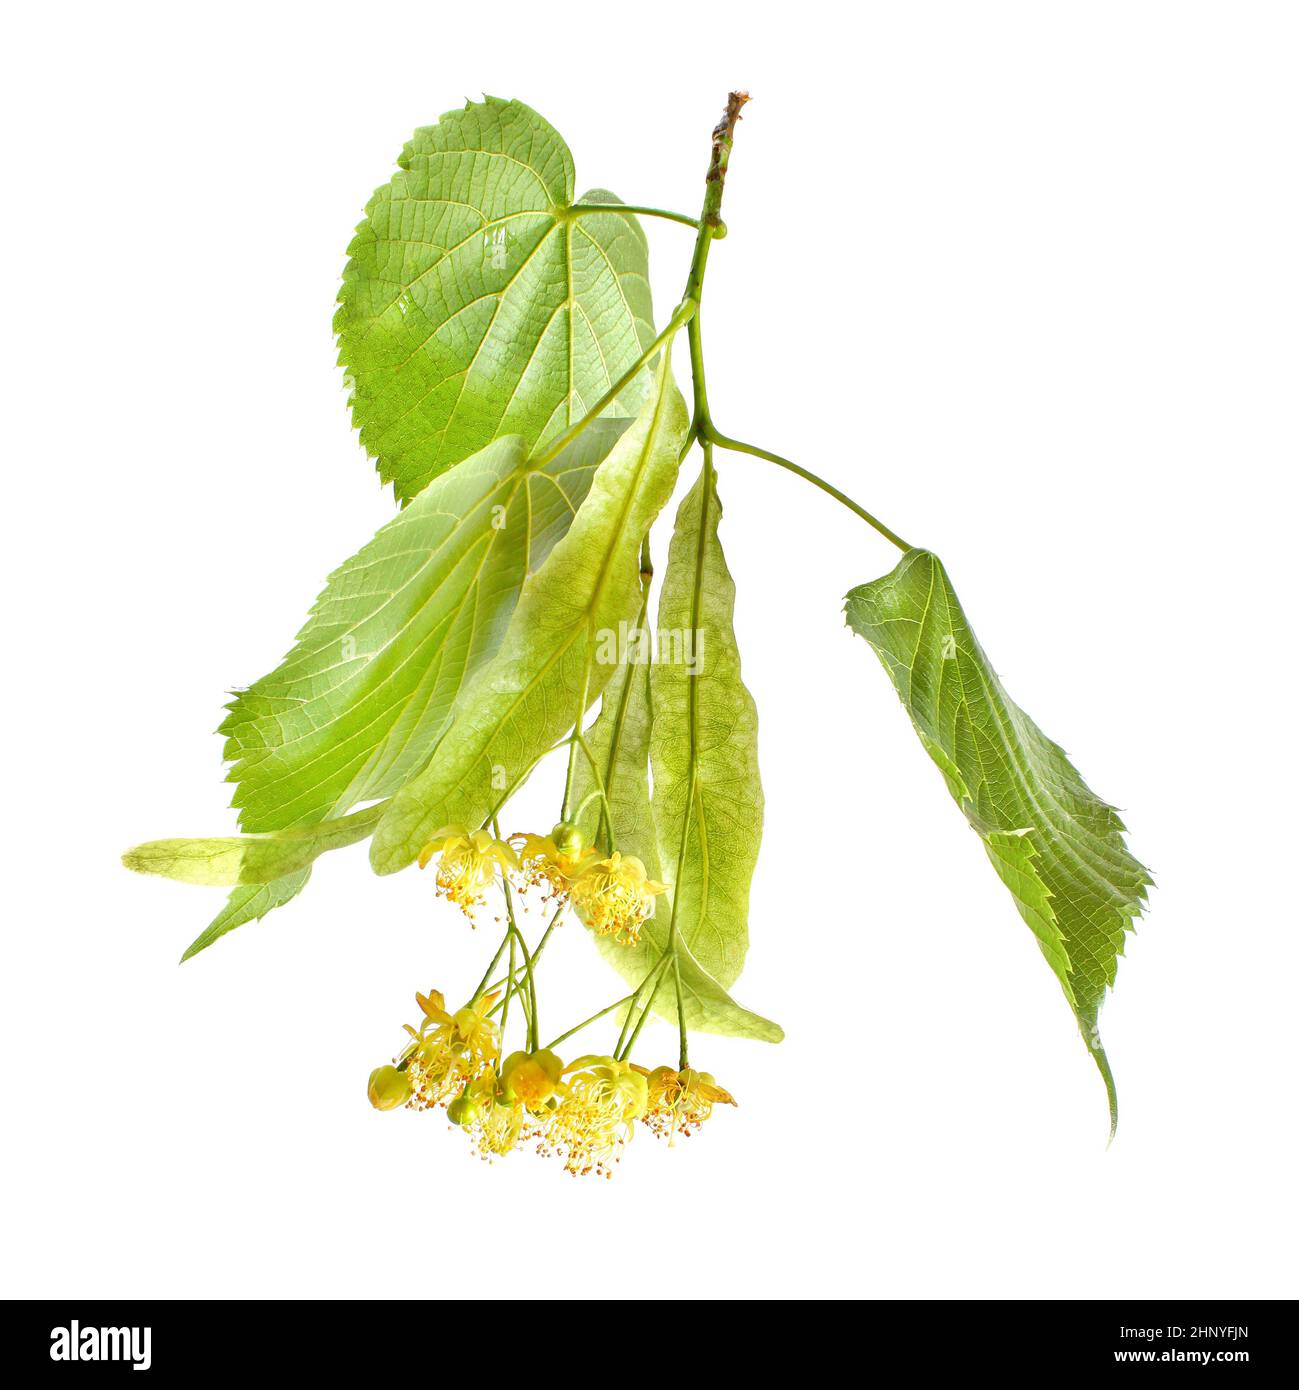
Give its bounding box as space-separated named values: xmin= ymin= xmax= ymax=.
xmin=1087 ymin=1029 xmax=1119 ymax=1146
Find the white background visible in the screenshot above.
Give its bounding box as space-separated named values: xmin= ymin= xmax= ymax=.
xmin=3 ymin=1 xmax=1296 ymax=1300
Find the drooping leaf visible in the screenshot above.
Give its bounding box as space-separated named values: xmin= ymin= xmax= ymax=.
xmin=569 ymin=472 xmax=783 ymax=1039
xmin=222 ymin=421 xmax=626 ymax=834
xmin=337 ymin=96 xmax=655 ymax=501
xmin=370 ymin=355 xmax=689 ymax=875
xmin=180 ymin=872 xmax=312 ymax=963
xmin=649 ymin=469 xmax=764 ymax=990
xmin=122 ymin=803 xmax=384 ymax=887
xmin=844 ymin=549 xmax=1151 ymax=1133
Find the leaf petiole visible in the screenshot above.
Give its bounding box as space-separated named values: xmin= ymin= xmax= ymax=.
xmin=569 ymin=203 xmax=700 ymax=230
xmin=709 ymin=431 xmax=913 ymax=553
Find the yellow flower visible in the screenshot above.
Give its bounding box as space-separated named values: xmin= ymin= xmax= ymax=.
xmin=499 ymin=1049 xmax=565 ymax=1111
xmin=400 ymin=988 xmax=500 ymax=1109
xmin=512 ymin=822 xmax=599 ymax=901
xmin=569 ymin=852 xmax=668 ymax=946
xmin=418 ymin=825 xmax=518 ymax=919
xmin=544 ymin=1055 xmax=649 ymax=1177
xmin=458 ymin=1071 xmax=544 ymax=1162
xmin=450 ymin=996 xmax=500 ymax=1065
xmin=638 ymin=1065 xmax=736 ymax=1143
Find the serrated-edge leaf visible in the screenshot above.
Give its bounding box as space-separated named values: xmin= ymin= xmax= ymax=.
xmin=221 ymin=422 xmax=626 ymax=833
xmin=844 ymin=548 xmax=1152 ymax=1134
xmin=336 ymin=96 xmax=655 ymax=500
xmin=179 ymin=871 xmax=312 ymax=963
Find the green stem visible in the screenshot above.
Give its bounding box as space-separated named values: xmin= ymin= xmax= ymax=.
xmin=709 ymin=432 xmax=912 ymax=553
xmin=482 ymin=734 xmax=578 ymax=829
xmin=495 ymin=817 xmax=538 ymax=1048
xmin=469 ymin=932 xmax=511 ymax=1005
xmin=569 ymin=203 xmax=700 ymax=230
xmin=544 ymin=994 xmax=637 ymax=1052
xmin=572 ymin=786 xmax=609 ymax=824
xmin=673 ymin=952 xmax=688 ymax=1069
xmin=614 ymin=955 xmax=670 ymax=1058
xmin=512 ymin=922 xmax=538 ymax=1050
xmin=619 ymin=964 xmax=670 ymax=1061
xmin=683 ymin=226 xmax=716 ymax=438
xmin=499 ymin=932 xmax=516 ymax=1057
xmin=484 ymin=905 xmax=564 ymax=1020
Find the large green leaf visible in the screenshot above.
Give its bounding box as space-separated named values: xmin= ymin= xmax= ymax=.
xmin=337 ymin=96 xmax=655 ymax=501
xmin=569 ymin=595 xmax=781 ymax=1044
xmin=370 ymin=356 xmax=689 ymax=875
xmin=122 ymin=803 xmax=384 ymax=887
xmin=222 ymin=421 xmax=626 ymax=834
xmin=844 ymin=549 xmax=1151 ymax=1133
xmin=137 ymin=419 xmax=624 ymax=958
xmin=650 ymin=470 xmax=763 ymax=990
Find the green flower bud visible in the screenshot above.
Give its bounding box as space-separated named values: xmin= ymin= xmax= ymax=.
xmin=367 ymin=1064 xmax=412 ymax=1112
xmin=446 ymin=1092 xmax=479 ymax=1126
xmin=550 ymin=821 xmax=586 ymax=857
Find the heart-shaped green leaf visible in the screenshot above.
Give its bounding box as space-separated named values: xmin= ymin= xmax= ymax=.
xmin=337 ymin=97 xmax=655 ymax=501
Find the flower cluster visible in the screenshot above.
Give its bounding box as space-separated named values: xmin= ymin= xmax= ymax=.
xmin=367 ymin=987 xmax=500 ymax=1113
xmin=418 ymin=820 xmax=668 ymax=947
xmin=369 ymin=997 xmax=734 ymax=1177
xmin=382 ymin=818 xmax=731 ymax=1176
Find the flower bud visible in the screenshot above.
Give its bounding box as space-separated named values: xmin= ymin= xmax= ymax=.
xmin=367 ymin=1065 xmax=412 ymax=1112
xmin=550 ymin=821 xmax=587 ymax=857
xmin=446 ymin=1092 xmax=479 ymax=1126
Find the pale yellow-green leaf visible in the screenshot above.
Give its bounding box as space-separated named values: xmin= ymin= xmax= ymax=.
xmin=122 ymin=804 xmax=384 ymax=887
xmin=650 ymin=469 xmax=763 ymax=990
